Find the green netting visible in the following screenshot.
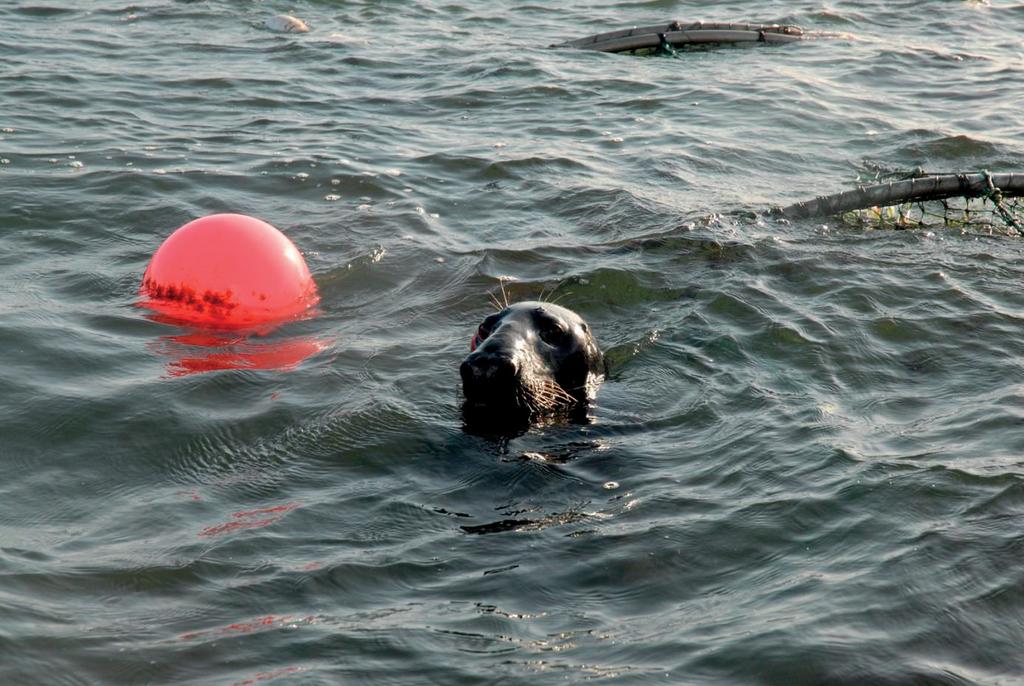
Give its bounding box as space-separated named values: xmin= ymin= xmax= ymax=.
xmin=774 ymin=171 xmax=1024 ymax=235
xmin=838 ymin=197 xmax=1023 ymax=233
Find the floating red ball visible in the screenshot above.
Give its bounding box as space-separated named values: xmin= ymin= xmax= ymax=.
xmin=139 ymin=213 xmax=319 ymax=329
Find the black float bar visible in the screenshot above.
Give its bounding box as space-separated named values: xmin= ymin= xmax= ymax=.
xmin=552 ymin=21 xmax=804 ymax=52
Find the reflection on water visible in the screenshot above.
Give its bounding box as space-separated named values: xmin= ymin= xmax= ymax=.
xmin=146 ymin=324 xmax=332 ymax=377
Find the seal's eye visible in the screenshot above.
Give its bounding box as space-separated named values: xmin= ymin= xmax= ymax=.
xmin=539 ymin=319 xmax=570 ymax=347
xmin=471 ymin=314 xmax=500 ymax=351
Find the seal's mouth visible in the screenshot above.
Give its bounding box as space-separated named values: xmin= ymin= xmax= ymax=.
xmin=462 ymin=374 xmax=578 ymax=418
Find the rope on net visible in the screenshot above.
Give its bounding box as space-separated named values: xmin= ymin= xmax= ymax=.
xmin=771 ymin=172 xmax=1024 ymax=234
xmin=551 ymin=21 xmax=804 ymax=54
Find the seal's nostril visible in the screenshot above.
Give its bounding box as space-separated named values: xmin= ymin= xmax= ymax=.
xmin=461 ymin=353 xmax=518 ymax=397
xmin=491 ymin=356 xmax=517 ymax=382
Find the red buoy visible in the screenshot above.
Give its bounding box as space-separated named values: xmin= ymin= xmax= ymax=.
xmin=139 ymin=214 xmax=319 ymax=329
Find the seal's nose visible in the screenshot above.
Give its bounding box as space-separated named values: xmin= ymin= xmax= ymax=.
xmin=460 ymin=351 xmax=518 ymax=399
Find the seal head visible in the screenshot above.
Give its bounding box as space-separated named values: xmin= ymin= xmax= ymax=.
xmin=460 ymin=301 xmax=604 ymax=423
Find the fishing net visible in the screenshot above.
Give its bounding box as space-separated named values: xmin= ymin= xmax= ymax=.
xmin=773 ymin=170 xmax=1024 ymax=235
xmin=552 ymin=21 xmax=804 ymax=55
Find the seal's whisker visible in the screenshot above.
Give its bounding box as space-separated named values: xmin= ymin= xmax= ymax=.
xmin=516 ymin=385 xmax=534 ymax=414
xmin=487 ymin=292 xmax=503 ymax=312
xmin=499 ymin=278 xmax=510 ymax=309
xmin=548 ymin=291 xmax=573 ymax=306
xmin=544 ymin=380 xmax=577 ymax=405
xmin=520 ymin=377 xmax=576 ymax=413
xmin=518 ymin=381 xmax=541 ymax=413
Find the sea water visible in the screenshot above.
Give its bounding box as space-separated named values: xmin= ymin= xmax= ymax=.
xmin=2 ymin=1 xmax=1024 ymax=683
